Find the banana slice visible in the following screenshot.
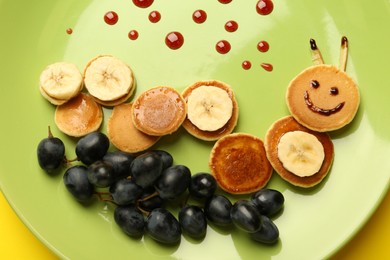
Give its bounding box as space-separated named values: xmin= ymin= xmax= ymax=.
xmin=187 ymin=85 xmax=233 ymax=131
xmin=277 ymin=131 xmax=325 ymax=177
xmin=84 ymin=55 xmax=134 ymax=103
xmin=39 ymin=62 xmax=83 ymax=101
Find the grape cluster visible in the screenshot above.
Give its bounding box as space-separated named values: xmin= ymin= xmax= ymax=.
xmin=37 ymin=130 xmax=284 ymax=245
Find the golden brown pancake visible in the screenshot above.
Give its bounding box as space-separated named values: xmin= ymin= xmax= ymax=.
xmin=54 ymin=93 xmax=103 ymax=137
xmin=286 ymin=65 xmax=360 ymax=132
xmin=182 ymin=80 xmax=239 ymax=141
xmin=107 ymin=103 xmax=160 ymax=153
xmin=209 ymin=133 xmax=273 ymax=194
xmin=264 ymin=116 xmax=334 ymax=188
xmin=132 ymin=86 xmax=187 ymax=136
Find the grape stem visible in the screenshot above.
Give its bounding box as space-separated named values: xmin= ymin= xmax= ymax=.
xmin=47 ymin=125 xmax=54 ymax=138
xmin=95 ymin=191 xmax=116 ymax=205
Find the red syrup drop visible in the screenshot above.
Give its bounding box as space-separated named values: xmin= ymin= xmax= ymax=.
xmin=257 ymin=41 xmax=269 ymax=52
xmin=216 ymin=40 xmax=231 ymax=54
xmin=225 ymin=20 xmax=238 ymax=32
xmin=149 ymin=11 xmax=161 ymax=23
xmin=66 ymin=28 xmax=73 ymax=35
xmin=104 ymin=11 xmax=119 ymax=25
xmin=128 ymin=30 xmax=139 ymax=40
xmin=261 ymin=63 xmax=273 ymax=71
xmin=132 ymin=0 xmax=154 ymax=8
xmin=193 ymin=10 xmax=207 ymax=24
xmin=242 ymin=61 xmax=252 ymax=70
xmin=165 ymin=32 xmax=184 ymax=50
xmin=256 ymin=0 xmax=274 ymax=15
xmin=218 ymin=0 xmax=232 ymax=4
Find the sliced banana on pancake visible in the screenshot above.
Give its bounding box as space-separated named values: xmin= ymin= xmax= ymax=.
xmin=182 ymin=80 xmax=239 ymax=141
xmin=187 ymin=85 xmax=233 ymax=131
xmin=264 ymin=116 xmax=334 ymax=188
xmin=84 ymin=55 xmax=134 ymax=104
xmin=277 ymin=131 xmax=325 ymax=177
xmin=39 ymin=62 xmax=83 ymax=102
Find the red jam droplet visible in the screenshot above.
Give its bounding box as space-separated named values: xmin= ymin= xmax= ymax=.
xmin=149 ymin=11 xmax=161 ymax=23
xmin=242 ymin=61 xmax=252 ymax=70
xmin=104 ymin=11 xmax=119 ymax=25
xmin=216 ymin=40 xmax=231 ymax=54
xmin=193 ymin=9 xmax=207 ymax=24
xmin=218 ymin=0 xmax=232 ymax=4
xmin=132 ymin=0 xmax=154 ymax=8
xmin=128 ymin=30 xmax=139 ymax=40
xmin=225 ymin=20 xmax=238 ymax=32
xmin=257 ymin=41 xmax=269 ymax=52
xmin=165 ymin=31 xmax=184 ymax=50
xmin=256 ymin=0 xmax=274 ymax=15
xmin=261 ymin=63 xmax=273 ymax=71
xmin=66 ymin=28 xmax=73 ymax=35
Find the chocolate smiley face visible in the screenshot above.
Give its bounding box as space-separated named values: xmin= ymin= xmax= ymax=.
xmin=286 ymin=64 xmax=360 ymax=132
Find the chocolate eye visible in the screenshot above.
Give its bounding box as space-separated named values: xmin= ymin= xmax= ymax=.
xmin=310 ymin=80 xmax=320 ymax=89
xmin=330 ymin=87 xmax=339 ymax=95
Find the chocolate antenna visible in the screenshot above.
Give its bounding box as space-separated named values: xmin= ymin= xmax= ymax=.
xmin=339 ymin=36 xmax=348 ymax=71
xmin=310 ymin=38 xmax=324 ymax=65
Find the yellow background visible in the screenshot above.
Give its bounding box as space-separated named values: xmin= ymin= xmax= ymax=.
xmin=0 ymin=189 xmax=389 ymax=259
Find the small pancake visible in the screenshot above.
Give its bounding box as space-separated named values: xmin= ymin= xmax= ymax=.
xmin=84 ymin=55 xmax=135 ymax=103
xmin=209 ymin=133 xmax=273 ymax=194
xmin=55 ymin=93 xmax=103 ymax=137
xmin=286 ymin=65 xmax=360 ymax=132
xmin=132 ymin=86 xmax=187 ymax=136
xmin=264 ymin=116 xmax=334 ymax=188
xmin=108 ymin=103 xmax=160 ymax=153
xmin=182 ymin=80 xmax=239 ymax=141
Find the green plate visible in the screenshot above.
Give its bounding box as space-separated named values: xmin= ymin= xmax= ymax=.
xmin=1 ymin=0 xmax=389 ymax=259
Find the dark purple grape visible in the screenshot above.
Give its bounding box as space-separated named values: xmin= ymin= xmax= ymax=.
xmin=114 ymin=205 xmax=145 ymax=238
xmin=204 ymin=194 xmax=232 ymax=226
xmin=87 ymin=160 xmax=115 ymax=188
xmin=251 ymin=189 xmax=284 ymax=216
xmin=138 ymin=187 xmax=164 ymax=212
xmin=103 ymin=151 xmax=134 ymax=180
xmin=63 ymin=165 xmax=94 ymax=202
xmin=151 ymin=150 xmax=173 ymax=170
xmin=146 ymin=208 xmax=181 ymax=244
xmin=179 ymin=205 xmax=207 ymax=239
xmin=154 ymin=165 xmax=191 ymax=200
xmin=75 ymin=132 xmax=109 ymax=165
xmin=250 ymin=215 xmax=279 ymax=244
xmin=37 ymin=127 xmax=65 ymax=171
xmin=189 ymin=173 xmax=217 ymax=199
xmin=130 ymin=152 xmax=163 ymax=188
xmin=230 ymin=200 xmax=262 ymax=233
xmin=109 ymin=179 xmax=143 ymax=206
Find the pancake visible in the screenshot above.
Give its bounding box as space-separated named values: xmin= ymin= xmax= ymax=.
xmin=286 ymin=65 xmax=360 ymax=132
xmin=132 ymin=86 xmax=187 ymax=136
xmin=55 ymin=93 xmax=103 ymax=137
xmin=182 ymin=80 xmax=239 ymax=141
xmin=264 ymin=116 xmax=334 ymax=188
xmin=107 ymin=103 xmax=160 ymax=153
xmin=209 ymin=133 xmax=273 ymax=194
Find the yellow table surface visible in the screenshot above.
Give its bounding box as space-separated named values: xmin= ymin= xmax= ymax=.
xmin=0 ymin=189 xmax=389 ymax=260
